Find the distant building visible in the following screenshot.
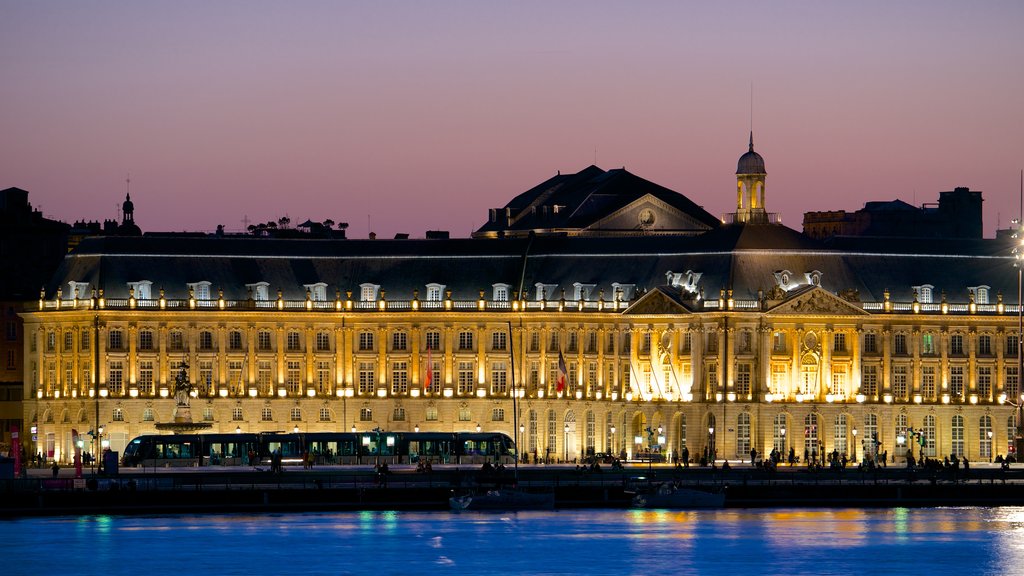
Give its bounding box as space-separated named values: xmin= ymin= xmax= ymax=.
xmin=0 ymin=187 xmax=70 ymax=454
xmin=803 ymin=187 xmax=983 ymax=240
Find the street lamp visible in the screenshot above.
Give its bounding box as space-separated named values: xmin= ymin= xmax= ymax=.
xmin=852 ymin=428 xmax=858 ymax=462
xmin=564 ymin=423 xmax=570 ymax=462
xmin=519 ymin=423 xmax=525 ymax=463
xmin=780 ymin=426 xmax=786 ymax=464
xmin=708 ymin=425 xmax=715 ymax=465
xmin=988 ymin=430 xmax=994 ymax=462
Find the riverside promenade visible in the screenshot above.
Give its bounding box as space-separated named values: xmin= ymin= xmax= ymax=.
xmin=4 ymin=461 xmax=1024 ymax=517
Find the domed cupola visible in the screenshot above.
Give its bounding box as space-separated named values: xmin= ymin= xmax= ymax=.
xmin=736 ymin=132 xmax=766 ymax=175
xmin=122 ymin=192 xmax=135 ymax=222
xmin=734 ymin=132 xmax=768 ymax=224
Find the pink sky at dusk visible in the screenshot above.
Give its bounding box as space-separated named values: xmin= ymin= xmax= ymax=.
xmin=3 ymin=1 xmax=1023 ymax=239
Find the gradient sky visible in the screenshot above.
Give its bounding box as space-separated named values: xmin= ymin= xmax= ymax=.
xmin=3 ymin=1 xmax=1023 ymax=239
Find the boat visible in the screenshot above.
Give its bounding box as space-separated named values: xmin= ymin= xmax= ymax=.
xmin=449 ymin=489 xmax=555 ymax=511
xmin=630 ymin=482 xmax=725 ymax=509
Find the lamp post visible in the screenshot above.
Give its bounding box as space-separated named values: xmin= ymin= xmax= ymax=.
xmin=708 ymin=425 xmax=715 ymax=465
xmin=564 ymin=423 xmax=570 ymax=463
xmin=852 ymin=427 xmax=858 ymax=463
xmin=988 ymin=430 xmax=994 ymax=462
xmin=1014 ymin=179 xmax=1024 ymax=460
xmin=519 ymin=423 xmax=525 ymax=463
xmin=780 ymin=426 xmax=786 ymax=464
xmin=610 ymin=425 xmax=616 ymax=457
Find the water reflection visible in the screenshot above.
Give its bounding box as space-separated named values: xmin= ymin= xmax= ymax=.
xmin=0 ymin=508 xmax=1016 ymax=576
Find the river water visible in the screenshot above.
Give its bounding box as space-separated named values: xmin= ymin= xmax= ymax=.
xmin=2 ymin=507 xmax=1020 ymax=575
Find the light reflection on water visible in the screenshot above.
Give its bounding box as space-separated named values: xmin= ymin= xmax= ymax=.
xmin=1 ymin=508 xmax=1019 ymax=576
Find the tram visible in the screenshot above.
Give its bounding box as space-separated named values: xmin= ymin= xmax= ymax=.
xmin=121 ymin=430 xmax=516 ymax=468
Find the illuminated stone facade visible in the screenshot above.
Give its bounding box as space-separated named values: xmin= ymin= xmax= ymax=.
xmin=20 ymin=145 xmax=1021 ymax=466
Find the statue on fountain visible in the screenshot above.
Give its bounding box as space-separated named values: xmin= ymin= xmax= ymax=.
xmin=156 ymin=360 xmax=212 ymax=431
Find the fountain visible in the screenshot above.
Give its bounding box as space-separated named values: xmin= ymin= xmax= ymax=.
xmin=155 ymin=361 xmax=213 ymax=432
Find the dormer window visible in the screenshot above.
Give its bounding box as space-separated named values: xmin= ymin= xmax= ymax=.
xmin=66 ymin=281 xmax=89 ymax=300
xmin=572 ymin=283 xmax=596 ymax=301
xmin=247 ymin=282 xmax=270 ymax=303
xmin=127 ymin=281 xmax=152 ymax=301
xmin=493 ymin=283 xmax=511 ymax=302
xmin=969 ymin=285 xmax=990 ymax=304
xmin=805 ymin=270 xmax=823 ymax=287
xmin=188 ymin=281 xmax=212 ymax=303
xmin=611 ymin=282 xmax=635 ymax=301
xmin=360 ymin=283 xmax=380 ymax=302
xmin=535 ymin=283 xmax=557 ymax=301
xmin=304 ymin=282 xmax=328 ymax=302
xmin=774 ymin=270 xmax=794 ymax=291
xmin=425 ymin=283 xmax=445 ymax=302
xmin=913 ymin=284 xmax=934 ymax=304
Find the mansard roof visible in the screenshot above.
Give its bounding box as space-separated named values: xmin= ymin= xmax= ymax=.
xmin=45 ymin=222 xmax=1018 ymax=312
xmin=474 ymin=166 xmax=721 ymax=237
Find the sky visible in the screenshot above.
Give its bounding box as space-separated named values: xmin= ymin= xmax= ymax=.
xmin=3 ymin=1 xmax=1023 ymax=239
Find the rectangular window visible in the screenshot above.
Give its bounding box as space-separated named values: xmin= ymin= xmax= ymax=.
xmin=738 ymin=331 xmax=752 ymax=354
xmin=262 ymin=407 xmax=273 ymax=422
xmin=317 ymin=361 xmax=331 ymax=393
xmin=63 ymin=331 xmax=73 ymax=352
xmin=199 ymin=361 xmax=213 ymax=395
xmin=978 ymin=335 xmax=992 ymax=356
xmin=831 ymin=366 xmax=847 ymax=397
xmin=232 ymin=407 xmax=244 ymax=421
xmin=922 ymin=333 xmax=935 ymax=355
xmin=586 ymin=332 xmax=597 ymax=354
xmin=358 ymin=362 xmax=375 ymax=394
xmin=139 ymin=360 xmax=154 ymax=395
xmin=228 ymin=331 xmax=243 ymax=351
xmin=530 ymin=332 xmax=540 ymax=353
xmin=458 ymin=407 xmax=471 ymax=422
xmin=921 ymin=366 xmax=936 ymax=398
xmin=359 ymin=332 xmax=374 ymax=352
xmin=81 ymin=330 xmax=90 ymax=351
xmin=567 ymin=332 xmax=578 ymax=353
xmin=393 ymin=407 xmax=406 ymax=421
xmin=257 ymin=361 xmax=272 ymax=393
xmin=425 ymin=331 xmax=440 ymax=351
xmin=951 ymin=334 xmax=964 ymax=356
xmin=199 ymin=331 xmax=214 ymax=351
xmin=107 ymin=361 xmax=124 ymax=395
xmin=286 ymin=361 xmax=302 ymax=394
xmin=457 ymin=361 xmax=474 ymax=395
xmin=425 ymin=407 xmax=438 ymax=421
xmin=315 ymin=331 xmax=330 ymax=352
xmin=490 ymin=361 xmax=507 ymax=395
xmin=735 ymin=363 xmax=751 ymax=397
xmin=1007 ymin=335 xmax=1019 ymax=357
xmin=893 ymin=334 xmax=907 ymax=355
xmin=978 ymin=366 xmax=992 ymax=397
xmin=950 ymin=366 xmax=965 ymax=397
xmin=773 ymin=332 xmax=786 ymax=353
xmin=392 ymin=331 xmax=407 ymax=351
xmin=491 ymin=331 xmax=507 ymax=351
xmin=458 ymin=331 xmax=473 ymax=351
xmin=286 ymin=331 xmax=301 ymax=352
xmin=861 ymin=365 xmax=878 ymax=396
xmin=1007 ymin=366 xmax=1020 ymax=399
xmin=863 ymin=333 xmax=877 ymax=354
xmin=892 ymin=365 xmax=908 ymax=398
xmin=169 ymin=331 xmax=184 ymax=352
xmin=257 ymin=331 xmax=272 ymax=351
xmin=228 ymin=361 xmax=244 ymax=394
xmin=108 ymin=329 xmax=123 ymax=351
xmin=492 ymin=408 xmax=505 ymax=422
xmin=391 ymin=361 xmax=408 ymax=395
xmin=360 ymin=407 xmax=373 ymax=422
xmin=833 ymin=333 xmax=846 ymax=353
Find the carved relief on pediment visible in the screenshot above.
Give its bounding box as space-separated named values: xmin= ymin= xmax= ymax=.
xmin=769 ymin=288 xmax=868 ymax=316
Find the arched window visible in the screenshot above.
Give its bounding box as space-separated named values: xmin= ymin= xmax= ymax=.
xmin=980 ymin=415 xmax=993 ymax=460
xmin=923 ymin=415 xmax=937 ymax=457
xmin=833 ymin=414 xmax=848 ymax=458
xmin=804 ymin=413 xmax=820 ymax=463
xmin=951 ymin=415 xmax=965 ymax=457
xmin=678 ymin=414 xmax=687 ymax=452
xmin=736 ymin=413 xmax=751 ymax=459
xmin=773 ymin=413 xmax=787 ymax=454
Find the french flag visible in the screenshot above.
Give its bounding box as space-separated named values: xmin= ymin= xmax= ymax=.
xmin=557 ymin=351 xmax=568 ymax=393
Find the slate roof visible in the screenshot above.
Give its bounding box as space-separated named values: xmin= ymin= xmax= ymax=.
xmin=46 ymin=221 xmax=1019 ymax=308
xmin=474 ymin=166 xmax=721 ymax=236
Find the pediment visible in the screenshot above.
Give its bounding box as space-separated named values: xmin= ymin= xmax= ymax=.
xmin=767 ymin=286 xmax=869 ymax=316
xmin=622 ymin=287 xmax=692 ymax=315
xmin=588 ymin=194 xmax=709 ymax=232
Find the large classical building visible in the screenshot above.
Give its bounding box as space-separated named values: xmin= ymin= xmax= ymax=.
xmin=20 ymin=136 xmax=1022 ymax=466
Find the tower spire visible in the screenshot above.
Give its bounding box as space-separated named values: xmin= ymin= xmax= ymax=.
xmin=749 ymin=131 xmax=754 ymax=152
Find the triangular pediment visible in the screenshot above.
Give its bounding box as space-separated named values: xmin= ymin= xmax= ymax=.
xmin=768 ymin=286 xmax=869 ymax=316
xmin=588 ymin=194 xmax=710 ymax=233
xmin=622 ymin=287 xmax=693 ymax=315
